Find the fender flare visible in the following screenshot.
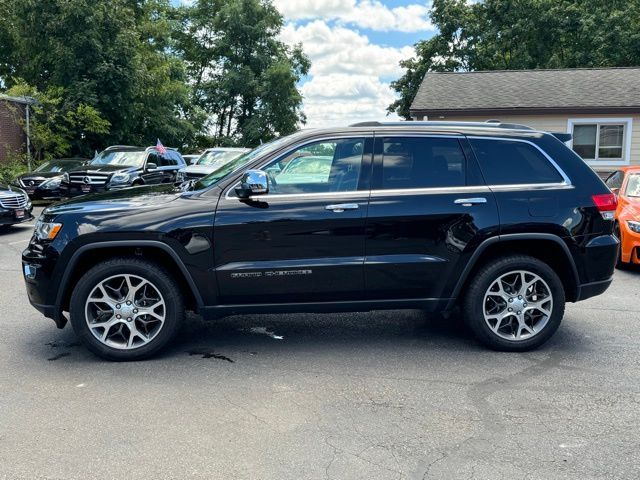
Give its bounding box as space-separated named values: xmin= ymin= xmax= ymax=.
xmin=448 ymin=233 xmax=580 ymax=307
xmin=54 ymin=240 xmax=204 ymax=311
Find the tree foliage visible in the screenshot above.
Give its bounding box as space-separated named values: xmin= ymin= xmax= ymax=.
xmin=389 ymin=0 xmax=640 ymax=119
xmin=175 ymin=0 xmax=309 ymax=147
xmin=0 ymin=0 xmax=309 ymax=161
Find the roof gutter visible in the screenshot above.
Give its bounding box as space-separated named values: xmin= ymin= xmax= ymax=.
xmin=410 ymin=106 xmax=640 ymax=117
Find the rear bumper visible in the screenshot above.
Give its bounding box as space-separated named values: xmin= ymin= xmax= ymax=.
xmin=575 ymin=277 xmax=613 ymax=302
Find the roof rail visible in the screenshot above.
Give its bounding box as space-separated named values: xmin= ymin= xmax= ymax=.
xmin=349 ymin=121 xmax=534 ymax=130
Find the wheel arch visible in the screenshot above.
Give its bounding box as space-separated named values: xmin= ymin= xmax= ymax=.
xmin=56 ymin=241 xmax=203 ymax=314
xmin=449 ymin=234 xmax=580 ymax=307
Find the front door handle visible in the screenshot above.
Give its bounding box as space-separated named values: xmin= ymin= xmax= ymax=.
xmin=325 ymin=203 xmax=359 ymax=212
xmin=454 ymin=197 xmax=487 ymax=206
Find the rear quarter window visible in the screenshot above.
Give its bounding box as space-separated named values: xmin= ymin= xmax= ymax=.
xmin=469 ymin=138 xmax=564 ymax=185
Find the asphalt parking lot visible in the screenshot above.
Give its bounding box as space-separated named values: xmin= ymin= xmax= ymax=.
xmin=1 ymin=206 xmax=639 ymax=480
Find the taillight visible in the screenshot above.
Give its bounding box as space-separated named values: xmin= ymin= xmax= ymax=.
xmin=592 ymin=193 xmax=617 ymax=220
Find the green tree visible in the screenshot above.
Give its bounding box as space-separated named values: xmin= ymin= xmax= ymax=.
xmin=389 ymin=0 xmax=640 ymax=119
xmin=0 ymin=0 xmax=195 ymax=151
xmin=176 ymin=0 xmax=310 ymax=147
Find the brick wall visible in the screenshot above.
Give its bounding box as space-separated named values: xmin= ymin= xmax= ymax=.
xmin=0 ymin=100 xmax=26 ymax=164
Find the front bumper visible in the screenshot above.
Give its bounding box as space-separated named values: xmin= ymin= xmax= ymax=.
xmin=0 ymin=205 xmax=34 ymax=225
xmin=28 ymin=187 xmax=63 ymax=201
xmin=620 ymin=222 xmax=640 ymax=264
xmin=22 ymin=242 xmax=67 ymax=328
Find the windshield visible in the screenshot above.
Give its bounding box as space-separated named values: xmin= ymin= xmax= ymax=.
xmin=625 ymin=174 xmax=640 ymax=197
xmin=34 ymin=160 xmax=82 ymax=173
xmin=197 ymin=150 xmax=246 ymax=167
xmin=91 ymin=150 xmax=146 ymax=167
xmin=194 ymin=136 xmax=296 ymax=189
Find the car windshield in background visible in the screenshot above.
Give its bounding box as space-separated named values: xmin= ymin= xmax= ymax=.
xmin=194 ymin=136 xmax=294 ymax=189
xmin=34 ymin=160 xmax=82 ymax=173
xmin=197 ymin=150 xmax=246 ymax=166
xmin=625 ymin=174 xmax=640 ymax=197
xmin=91 ymin=151 xmax=146 ymax=168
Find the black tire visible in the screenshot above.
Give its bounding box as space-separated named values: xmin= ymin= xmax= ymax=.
xmin=463 ymin=255 xmax=565 ymax=352
xmin=69 ymin=257 xmax=184 ymax=361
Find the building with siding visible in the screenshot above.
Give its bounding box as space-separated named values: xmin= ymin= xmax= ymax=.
xmin=409 ymin=68 xmax=640 ymax=174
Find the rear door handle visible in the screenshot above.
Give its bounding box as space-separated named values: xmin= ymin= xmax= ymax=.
xmin=454 ymin=197 xmax=487 ymax=206
xmin=325 ymin=203 xmax=359 ymax=212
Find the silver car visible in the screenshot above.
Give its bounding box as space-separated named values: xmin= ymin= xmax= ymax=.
xmin=177 ymin=148 xmax=250 ymax=182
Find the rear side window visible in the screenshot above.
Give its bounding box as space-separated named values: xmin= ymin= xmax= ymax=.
xmin=605 ymin=170 xmax=624 ymax=190
xmin=379 ymin=137 xmax=466 ymax=189
xmin=469 ymin=138 xmax=564 ymax=185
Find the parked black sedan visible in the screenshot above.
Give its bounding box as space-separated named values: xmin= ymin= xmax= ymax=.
xmin=14 ymin=158 xmax=88 ymax=200
xmin=0 ymin=183 xmax=33 ymax=229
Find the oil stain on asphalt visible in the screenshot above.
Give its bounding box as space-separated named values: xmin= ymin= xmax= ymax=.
xmin=187 ymin=350 xmax=234 ymax=362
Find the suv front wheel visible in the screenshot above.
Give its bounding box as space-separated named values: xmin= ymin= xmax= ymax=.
xmin=69 ymin=257 xmax=184 ymax=361
xmin=463 ymin=255 xmax=565 ymax=351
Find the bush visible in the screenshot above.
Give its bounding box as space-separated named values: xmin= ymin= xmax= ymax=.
xmin=0 ymin=154 xmax=32 ymax=184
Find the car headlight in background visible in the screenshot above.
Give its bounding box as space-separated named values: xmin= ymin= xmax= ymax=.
xmin=40 ymin=177 xmax=62 ymax=190
xmin=627 ymin=220 xmax=640 ymax=233
xmin=62 ymin=172 xmax=69 ymax=183
xmin=176 ymin=170 xmax=185 ymax=182
xmin=34 ymin=220 xmax=63 ymax=241
xmin=110 ymin=172 xmax=130 ymax=184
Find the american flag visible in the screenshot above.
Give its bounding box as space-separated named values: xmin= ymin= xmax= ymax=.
xmin=156 ymin=139 xmax=167 ymax=155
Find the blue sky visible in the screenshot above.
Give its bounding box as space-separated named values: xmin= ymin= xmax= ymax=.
xmin=274 ymin=0 xmax=436 ymax=127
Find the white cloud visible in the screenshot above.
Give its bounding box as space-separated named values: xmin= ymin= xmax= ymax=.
xmin=280 ymin=21 xmax=410 ymax=127
xmin=273 ymin=0 xmax=434 ymax=33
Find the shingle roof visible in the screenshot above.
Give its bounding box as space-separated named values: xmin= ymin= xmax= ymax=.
xmin=410 ymin=67 xmax=640 ymax=116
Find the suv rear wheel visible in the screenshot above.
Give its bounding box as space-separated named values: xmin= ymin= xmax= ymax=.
xmin=463 ymin=255 xmax=565 ymax=351
xmin=69 ymin=257 xmax=184 ymax=361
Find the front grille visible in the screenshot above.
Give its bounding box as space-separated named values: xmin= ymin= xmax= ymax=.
xmin=20 ymin=177 xmax=46 ymax=188
xmin=69 ymin=172 xmax=110 ymax=185
xmin=0 ymin=192 xmax=29 ymax=209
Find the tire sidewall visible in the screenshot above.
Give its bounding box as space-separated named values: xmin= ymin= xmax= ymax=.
xmin=69 ymin=259 xmax=184 ymax=361
xmin=464 ymin=256 xmax=565 ymax=351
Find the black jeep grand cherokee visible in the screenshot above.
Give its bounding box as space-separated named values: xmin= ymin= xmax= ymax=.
xmin=23 ymin=122 xmax=619 ymax=360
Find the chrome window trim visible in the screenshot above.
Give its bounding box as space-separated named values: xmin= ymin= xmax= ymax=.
xmin=222 ymin=134 xmax=573 ymax=202
xmin=470 ymin=136 xmax=572 ymax=186
xmin=223 ymin=134 xmax=372 ymax=201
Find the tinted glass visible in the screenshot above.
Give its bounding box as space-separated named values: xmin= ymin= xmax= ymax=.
xmin=34 ymin=160 xmax=83 ymax=172
xmin=263 ymin=138 xmax=364 ymax=194
xmin=146 ymin=152 xmax=160 ymax=167
xmin=91 ymin=151 xmax=146 ymax=167
xmin=469 ymin=138 xmax=564 ymax=185
xmin=380 ymin=137 xmax=466 ymax=189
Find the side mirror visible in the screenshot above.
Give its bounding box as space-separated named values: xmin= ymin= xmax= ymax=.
xmin=611 ymin=187 xmax=620 ymax=197
xmin=235 ymin=170 xmax=268 ymax=198
xmin=146 ymin=162 xmax=157 ymax=171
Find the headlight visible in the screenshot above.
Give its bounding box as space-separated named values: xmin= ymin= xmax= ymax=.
xmin=34 ymin=220 xmax=63 ymax=241
xmin=40 ymin=177 xmax=62 ymax=190
xmin=110 ymin=172 xmax=130 ymax=184
xmin=627 ymin=220 xmax=640 ymax=233
xmin=62 ymin=172 xmax=69 ymax=183
xmin=176 ymin=171 xmax=185 ymax=182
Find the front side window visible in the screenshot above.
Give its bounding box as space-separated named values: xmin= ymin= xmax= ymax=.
xmin=262 ymin=138 xmax=365 ymax=194
xmin=379 ymin=137 xmax=466 ymax=189
xmin=570 ymin=120 xmax=629 ymax=163
xmin=625 ymin=174 xmax=640 ymax=197
xmin=469 ymin=138 xmax=564 ymax=185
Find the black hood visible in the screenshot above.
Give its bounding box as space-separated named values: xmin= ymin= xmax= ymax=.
xmin=17 ymin=171 xmax=63 ymax=181
xmin=67 ymin=164 xmax=140 ymax=174
xmin=45 ymin=183 xmax=181 ymax=216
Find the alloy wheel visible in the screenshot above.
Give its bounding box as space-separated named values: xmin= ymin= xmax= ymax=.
xmin=85 ymin=274 xmax=166 ymax=349
xmin=483 ymin=270 xmax=553 ymax=341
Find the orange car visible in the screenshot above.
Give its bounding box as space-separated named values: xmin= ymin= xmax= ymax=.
xmin=605 ymin=166 xmax=640 ymax=266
